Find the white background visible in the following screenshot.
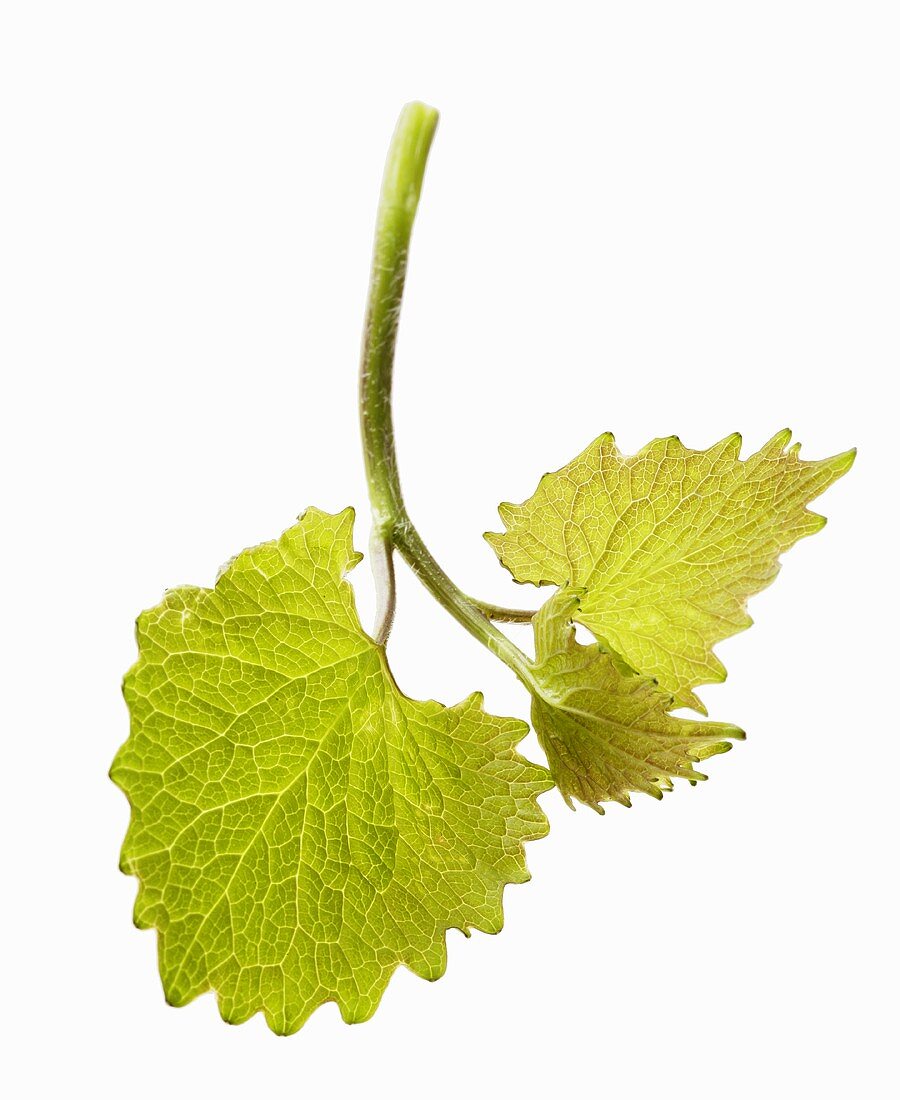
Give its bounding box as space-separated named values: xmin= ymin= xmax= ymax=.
xmin=2 ymin=2 xmax=897 ymax=1097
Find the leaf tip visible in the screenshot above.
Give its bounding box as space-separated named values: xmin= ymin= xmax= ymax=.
xmin=827 ymin=446 xmax=857 ymax=476
xmin=767 ymin=428 xmax=794 ymax=452
xmin=465 ymin=690 xmax=485 ymax=712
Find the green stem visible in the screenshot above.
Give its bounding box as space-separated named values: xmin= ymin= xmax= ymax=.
xmin=359 ymin=102 xmax=535 ymax=681
xmin=467 ymin=598 xmax=536 ymax=623
xmin=359 ymin=102 xmax=436 ymax=535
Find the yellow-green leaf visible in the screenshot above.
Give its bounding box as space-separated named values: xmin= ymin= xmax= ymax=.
xmin=529 ymin=589 xmax=743 ymax=811
xmin=112 ymin=507 xmax=550 ymax=1034
xmin=488 ymin=431 xmax=853 ymax=710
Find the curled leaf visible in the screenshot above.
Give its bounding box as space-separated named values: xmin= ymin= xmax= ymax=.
xmin=528 ymin=589 xmax=743 ymax=812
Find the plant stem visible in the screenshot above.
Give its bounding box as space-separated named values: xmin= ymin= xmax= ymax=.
xmin=467 ymin=598 xmax=536 ymax=623
xmin=359 ymin=102 xmax=535 ymax=681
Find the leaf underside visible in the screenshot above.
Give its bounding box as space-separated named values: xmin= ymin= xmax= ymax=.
xmin=488 ymin=430 xmax=854 ymax=711
xmin=529 ymin=589 xmax=743 ymax=811
xmin=112 ymin=507 xmax=551 ymax=1034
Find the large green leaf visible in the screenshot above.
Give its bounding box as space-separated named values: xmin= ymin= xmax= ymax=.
xmin=112 ymin=507 xmax=550 ymax=1034
xmin=528 ymin=589 xmax=743 ymax=811
xmin=488 ymin=431 xmax=854 ymax=710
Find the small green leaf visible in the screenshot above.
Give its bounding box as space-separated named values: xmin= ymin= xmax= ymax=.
xmin=488 ymin=431 xmax=854 ymax=710
xmin=528 ymin=589 xmax=743 ymax=812
xmin=112 ymin=507 xmax=550 ymax=1034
